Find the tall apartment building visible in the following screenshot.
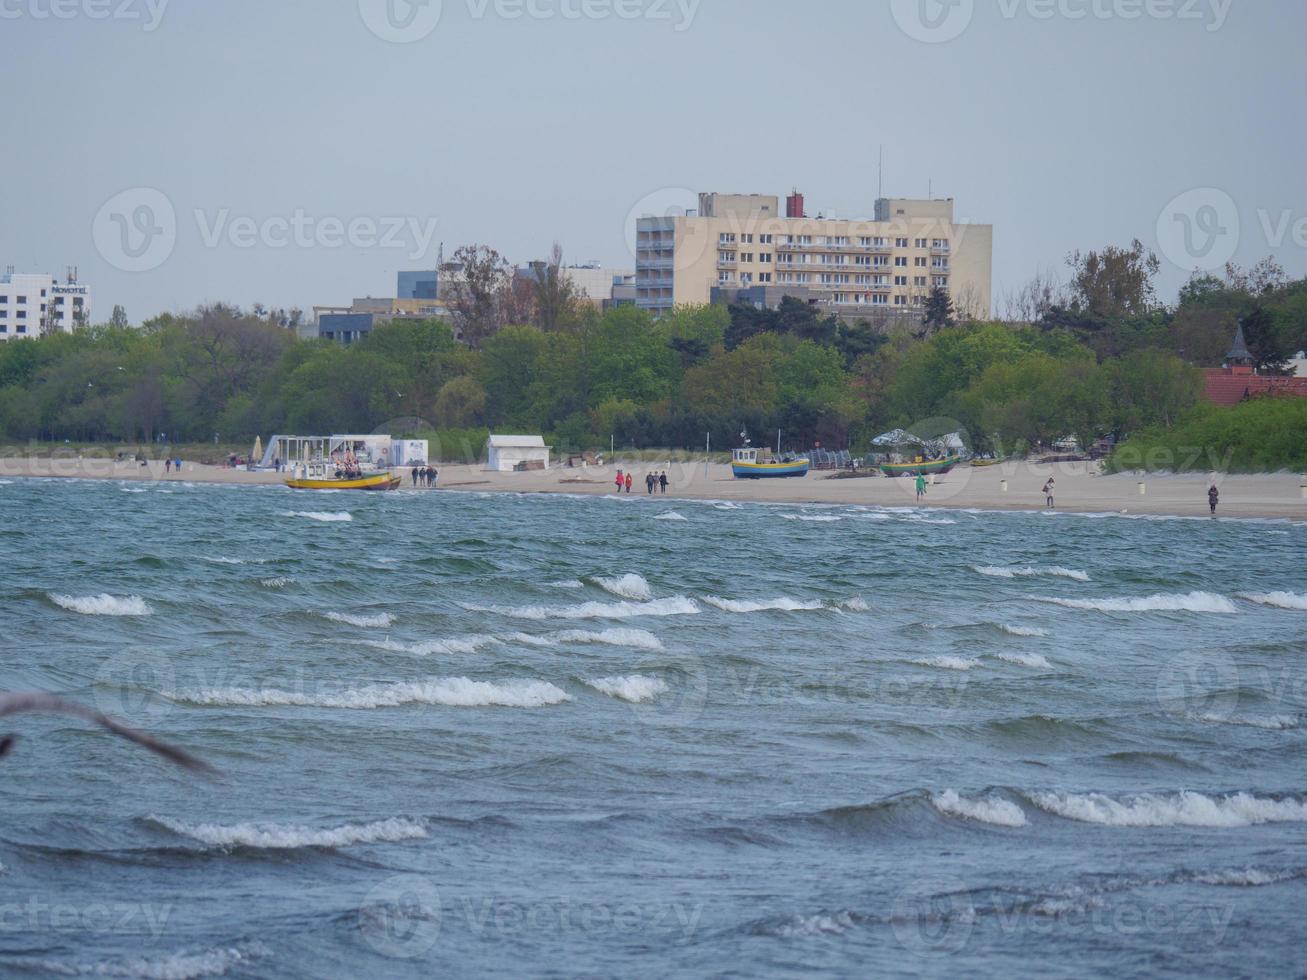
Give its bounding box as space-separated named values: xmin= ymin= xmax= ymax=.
xmin=0 ymin=268 xmax=92 ymax=342
xmin=635 ymin=191 xmax=992 ymax=320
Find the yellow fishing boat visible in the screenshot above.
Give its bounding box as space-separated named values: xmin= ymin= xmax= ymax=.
xmin=285 ymin=460 xmax=401 ymax=492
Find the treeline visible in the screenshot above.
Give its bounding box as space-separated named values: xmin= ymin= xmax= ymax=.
xmin=0 ymin=247 xmax=1304 ymax=466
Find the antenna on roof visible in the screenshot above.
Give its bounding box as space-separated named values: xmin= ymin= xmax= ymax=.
xmin=878 ymin=146 xmax=883 ymax=199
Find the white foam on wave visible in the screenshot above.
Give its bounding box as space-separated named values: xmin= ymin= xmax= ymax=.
xmin=975 ymin=565 xmax=1090 ymax=582
xmin=203 ymin=556 xmax=246 ymax=565
xmin=1029 ymin=791 xmax=1307 ymax=827
xmin=325 ymin=611 xmax=395 ymax=629
xmin=1190 ymin=868 xmax=1299 ymax=887
xmin=593 ymin=573 xmax=653 ymax=601
xmin=363 ymin=634 xmax=502 ymax=657
xmin=1038 ymin=591 xmax=1237 ymax=614
xmin=1198 ymin=713 xmax=1299 ymax=731
xmin=998 ymin=624 xmax=1050 ymax=637
xmin=702 ymin=596 xmax=825 ymax=613
xmin=23 ymin=942 xmax=270 ymax=980
xmin=1240 ymin=591 xmax=1307 ymax=611
xmin=994 ymin=652 xmax=1053 ymax=669
xmin=462 ymin=596 xmax=699 ymax=621
xmin=714 ymin=502 xmax=744 ymax=511
xmin=912 ymin=656 xmax=982 ymax=672
xmin=171 ymin=677 xmax=572 ymax=709
xmin=652 ymin=511 xmax=687 ymax=521
xmin=259 ymin=576 xmax=293 ymax=589
xmin=549 ymin=579 xmax=585 ymax=589
xmin=282 ymin=510 xmax=352 ymax=523
xmin=152 ymin=815 xmax=427 ymax=849
xmin=508 ymin=628 xmax=664 ymax=651
xmin=586 ymin=675 xmax=670 ymax=703
xmin=932 ymin=790 xmax=1028 ymax=827
xmin=841 ymin=597 xmax=870 ymax=612
xmin=49 ymin=593 xmax=153 ymax=616
xmin=779 ymin=513 xmax=843 ymax=523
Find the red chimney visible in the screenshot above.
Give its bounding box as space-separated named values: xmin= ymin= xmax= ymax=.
xmin=786 ymin=190 xmax=805 ymax=218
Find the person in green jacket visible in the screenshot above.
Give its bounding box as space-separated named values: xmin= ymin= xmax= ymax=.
xmin=915 ymin=473 xmax=927 ymax=502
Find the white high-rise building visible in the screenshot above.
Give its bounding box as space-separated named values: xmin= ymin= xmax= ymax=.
xmin=0 ymin=269 xmax=92 ymax=342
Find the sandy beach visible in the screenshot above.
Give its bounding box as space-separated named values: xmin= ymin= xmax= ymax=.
xmin=3 ymin=454 xmax=1305 ymax=520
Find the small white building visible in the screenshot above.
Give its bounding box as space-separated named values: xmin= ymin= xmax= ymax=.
xmin=0 ymin=269 xmax=91 ymax=342
xmin=486 ymin=435 xmax=550 ymax=472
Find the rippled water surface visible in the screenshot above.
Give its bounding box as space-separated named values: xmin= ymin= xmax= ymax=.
xmin=1 ymin=478 xmax=1305 ymax=977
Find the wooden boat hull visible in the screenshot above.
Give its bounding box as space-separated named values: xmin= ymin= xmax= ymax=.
xmin=880 ymin=456 xmax=962 ymax=478
xmin=285 ymin=473 xmax=402 ymax=491
xmin=732 ymin=460 xmax=810 ymax=480
xmin=970 ymin=458 xmax=1005 ymax=468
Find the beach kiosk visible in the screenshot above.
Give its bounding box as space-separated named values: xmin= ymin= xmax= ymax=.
xmin=486 ymin=435 xmax=551 ymax=473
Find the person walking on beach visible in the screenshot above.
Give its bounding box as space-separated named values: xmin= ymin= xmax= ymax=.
xmin=411 ymin=466 xmax=419 ymax=487
xmin=659 ymin=471 xmax=669 ymax=494
xmin=1208 ymin=484 xmax=1220 ymax=515
xmin=646 ymin=472 xmax=655 ymax=495
xmin=615 ymin=470 xmax=624 ymax=494
xmin=1043 ymin=478 xmax=1056 ymax=509
xmin=915 ymin=473 xmax=927 ymax=502
xmin=625 ymin=473 xmax=634 ymax=494
xmin=165 ymin=458 xmax=172 ymax=475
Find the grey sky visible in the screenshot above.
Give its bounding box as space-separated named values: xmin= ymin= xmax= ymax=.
xmin=2 ymin=0 xmax=1304 ymax=322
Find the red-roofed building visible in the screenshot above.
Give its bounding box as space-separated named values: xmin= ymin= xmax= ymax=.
xmin=1203 ymin=325 xmax=1307 ymax=407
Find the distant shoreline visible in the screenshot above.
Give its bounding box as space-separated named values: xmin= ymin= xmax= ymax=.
xmin=3 ymin=456 xmax=1305 ymax=521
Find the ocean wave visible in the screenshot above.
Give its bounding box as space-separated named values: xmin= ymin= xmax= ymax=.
xmin=1240 ymin=591 xmax=1307 ymax=611
xmin=364 ymin=635 xmax=503 ymax=657
xmin=170 ymin=677 xmax=572 ymax=709
xmin=585 ymin=675 xmax=670 ymax=703
xmin=508 ymin=628 xmax=664 ymax=651
xmin=1198 ymin=713 xmax=1299 ymax=731
xmin=779 ymin=513 xmax=843 ymax=523
xmin=931 ymin=790 xmax=1028 ymax=827
xmin=259 ymin=577 xmax=293 ymax=589
xmin=1028 ymin=790 xmax=1307 ymax=827
xmin=49 ymin=593 xmax=153 ymax=616
xmin=593 ymin=573 xmax=653 ymax=601
xmin=912 ymin=656 xmax=982 ymax=672
xmin=151 ymin=815 xmax=427 ymax=849
xmin=841 ymin=597 xmax=870 ymax=612
xmin=325 ymin=611 xmax=395 ymax=629
xmin=16 ymin=942 xmax=270 ymax=979
xmin=714 ymin=502 xmax=744 ymax=510
xmin=652 ymin=511 xmax=687 ymax=521
xmin=462 ymin=596 xmax=700 ymax=621
xmin=203 ymin=556 xmax=246 ymax=565
xmin=975 ymin=565 xmax=1090 ymax=582
xmin=549 ymin=579 xmax=585 ymax=589
xmin=1038 ymin=591 xmax=1237 ymax=614
xmin=1189 ymin=868 xmax=1300 ymax=887
xmin=281 ymin=510 xmax=352 ymax=523
xmin=998 ymin=624 xmax=1049 ymax=637
xmin=994 ymin=652 xmax=1053 ymax=669
xmin=702 ymin=596 xmax=825 ymax=613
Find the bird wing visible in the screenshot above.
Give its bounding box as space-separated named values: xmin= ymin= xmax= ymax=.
xmin=0 ymin=693 xmax=216 ymax=776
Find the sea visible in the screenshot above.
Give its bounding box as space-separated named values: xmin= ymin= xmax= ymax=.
xmin=0 ymin=476 xmax=1305 ymax=978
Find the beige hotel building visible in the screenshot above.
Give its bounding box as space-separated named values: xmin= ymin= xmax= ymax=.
xmin=635 ymin=192 xmax=992 ymax=321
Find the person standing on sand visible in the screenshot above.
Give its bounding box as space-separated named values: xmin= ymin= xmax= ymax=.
xmin=660 ymin=471 xmax=668 ymax=494
xmin=165 ymin=458 xmax=171 ymax=475
xmin=615 ymin=470 xmax=624 ymax=494
xmin=1043 ymin=478 xmax=1056 ymax=509
xmin=1209 ymin=484 xmax=1220 ymax=515
xmin=646 ymin=472 xmax=655 ymax=495
xmin=915 ymin=473 xmax=927 ymax=502
xmin=625 ymin=473 xmax=634 ymax=494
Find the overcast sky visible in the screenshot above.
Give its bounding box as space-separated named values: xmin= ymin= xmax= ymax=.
xmin=2 ymin=0 xmax=1304 ymax=322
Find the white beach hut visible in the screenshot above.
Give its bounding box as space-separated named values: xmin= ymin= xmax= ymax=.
xmin=486 ymin=435 xmax=551 ymax=473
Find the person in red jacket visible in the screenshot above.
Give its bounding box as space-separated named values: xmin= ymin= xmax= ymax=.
xmin=615 ymin=470 xmax=624 ymax=493
xmin=625 ymin=473 xmax=633 ymax=493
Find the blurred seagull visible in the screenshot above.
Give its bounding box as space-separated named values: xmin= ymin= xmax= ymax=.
xmin=0 ymin=693 xmax=215 ymax=776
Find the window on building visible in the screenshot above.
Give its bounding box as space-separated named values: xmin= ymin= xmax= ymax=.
xmin=17 ymin=296 xmax=26 ymax=303
xmin=895 ymin=295 xmax=908 ymax=306
xmin=761 ymin=234 xmax=773 ymax=244
xmin=894 ymin=238 xmax=908 ymax=248
xmin=759 ymin=252 xmax=772 ymax=263
xmin=41 ymin=289 xmax=47 ymax=297
xmin=16 ymin=325 xmax=26 ymax=333
xmin=740 ymin=253 xmax=754 ymax=263
xmin=741 ymin=234 xmax=753 ymax=244
xmin=915 ymin=257 xmax=928 ymax=267
xmin=16 ymin=311 xmax=26 ymax=319
xmin=935 ymin=277 xmax=950 ymax=287
xmin=895 ymin=257 xmax=908 ymax=267
xmin=894 ymin=276 xmax=908 ymax=286
xmin=740 ymin=272 xmax=753 ymax=284
xmin=914 ymin=276 xmax=928 ymax=287
xmin=759 ymin=272 xmax=772 ymax=283
xmin=719 ymin=233 xmax=736 ymax=245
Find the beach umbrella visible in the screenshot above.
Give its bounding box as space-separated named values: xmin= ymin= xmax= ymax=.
xmin=252 ymin=436 xmax=263 ymax=466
